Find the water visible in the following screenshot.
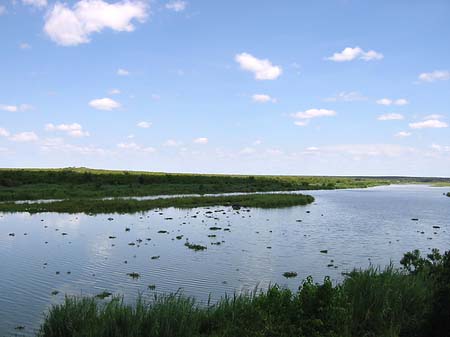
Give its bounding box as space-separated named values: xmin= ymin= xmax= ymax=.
xmin=1 ymin=184 xmax=449 ymax=336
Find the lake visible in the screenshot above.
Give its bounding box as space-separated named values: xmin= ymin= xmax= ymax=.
xmin=1 ymin=184 xmax=449 ymax=336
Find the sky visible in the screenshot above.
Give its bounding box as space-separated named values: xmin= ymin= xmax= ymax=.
xmin=0 ymin=0 xmax=449 ymax=176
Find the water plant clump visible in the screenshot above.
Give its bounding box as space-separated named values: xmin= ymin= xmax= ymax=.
xmin=184 ymin=242 xmax=207 ymax=251
xmin=282 ymin=271 xmax=298 ymax=278
xmin=127 ymin=272 xmax=140 ymax=279
xmin=95 ymin=291 xmax=112 ymax=300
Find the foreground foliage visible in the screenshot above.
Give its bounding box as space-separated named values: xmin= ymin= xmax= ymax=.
xmin=0 ymin=167 xmax=391 ymax=201
xmin=0 ymin=193 xmax=314 ymax=214
xmin=38 ymin=249 xmax=450 ymax=337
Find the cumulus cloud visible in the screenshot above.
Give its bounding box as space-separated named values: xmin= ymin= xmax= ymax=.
xmin=9 ymin=131 xmax=39 ymax=142
xmin=235 ymin=52 xmax=282 ymax=80
xmin=291 ymin=108 xmax=336 ymax=120
xmin=163 ymin=139 xmax=182 ymax=147
xmin=109 ymin=88 xmax=121 ymax=95
xmin=19 ymin=43 xmax=32 ymax=50
xmin=252 ymin=94 xmax=276 ymax=103
xmin=193 ymin=137 xmax=208 ymax=144
xmin=22 ymin=0 xmax=47 ymax=8
xmin=326 ymin=47 xmax=383 ymax=62
xmin=89 ymin=97 xmax=120 ymax=110
xmin=309 ymin=144 xmax=415 ymax=158
xmin=45 ymin=123 xmax=89 ymax=137
xmin=395 ymin=131 xmax=411 ymax=137
xmin=117 ymin=68 xmax=130 ymax=76
xmin=377 ymin=113 xmax=404 ymax=121
xmin=376 ymin=98 xmax=409 ymax=106
xmin=44 ymin=0 xmax=148 ymax=46
xmin=165 ymin=1 xmax=187 ymax=12
xmin=0 ymin=104 xmax=33 ymax=112
xmin=409 ymin=119 xmax=448 ymax=129
xmin=117 ymin=142 xmax=155 ymax=153
xmin=137 ymin=121 xmax=152 ymax=128
xmin=324 ymin=91 xmax=367 ymax=102
xmin=418 ymin=70 xmax=450 ymax=82
xmin=0 ymin=127 xmax=10 ymax=137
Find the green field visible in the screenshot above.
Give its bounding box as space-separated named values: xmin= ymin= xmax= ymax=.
xmin=0 ymin=167 xmax=393 ymax=202
xmin=37 ymin=249 xmax=450 ymax=337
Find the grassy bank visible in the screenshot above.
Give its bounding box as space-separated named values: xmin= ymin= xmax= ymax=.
xmin=38 ymin=249 xmax=450 ymax=337
xmin=0 ymin=193 xmax=314 ymax=214
xmin=0 ymin=168 xmax=390 ymax=201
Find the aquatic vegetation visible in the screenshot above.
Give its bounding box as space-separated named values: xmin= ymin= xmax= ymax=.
xmin=95 ymin=291 xmax=112 ymax=300
xmin=320 ymin=250 xmax=328 ymax=254
xmin=51 ymin=290 xmax=59 ymax=296
xmin=151 ymin=256 xmax=160 ymax=260
xmin=184 ymin=242 xmax=207 ymax=251
xmin=209 ymin=227 xmax=222 ymax=231
xmin=282 ymin=271 xmax=298 ymax=278
xmin=36 ymin=249 xmax=450 ymax=337
xmin=148 ymin=284 xmax=156 ymax=290
xmin=127 ymin=272 xmax=140 ymax=279
xmin=176 ymin=235 xmax=183 ymax=240
xmin=0 ymin=193 xmax=315 ymax=214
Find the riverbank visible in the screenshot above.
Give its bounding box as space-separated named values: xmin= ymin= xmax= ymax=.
xmin=37 ymin=249 xmax=450 ymax=337
xmin=0 ymin=168 xmax=392 ymax=201
xmin=0 ymin=193 xmax=314 ymax=214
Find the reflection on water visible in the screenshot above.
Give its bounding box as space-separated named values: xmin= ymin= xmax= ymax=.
xmin=0 ymin=185 xmax=449 ymax=336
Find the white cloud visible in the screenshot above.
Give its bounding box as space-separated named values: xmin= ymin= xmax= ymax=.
xmin=291 ymin=108 xmax=336 ymax=120
xmin=163 ymin=139 xmax=182 ymax=147
xmin=294 ymin=121 xmax=309 ymax=127
xmin=310 ymin=144 xmax=415 ymax=158
xmin=109 ymin=88 xmax=121 ymax=95
xmin=117 ymin=142 xmax=155 ymax=153
xmin=19 ymin=42 xmax=32 ymax=50
xmin=41 ymin=137 xmax=108 ymax=155
xmin=253 ymin=139 xmax=262 ymax=146
xmin=0 ymin=127 xmax=10 ymax=137
xmin=0 ymin=104 xmax=33 ymax=112
xmin=252 ymin=94 xmax=276 ymax=103
xmin=240 ymin=147 xmax=256 ymax=155
xmin=117 ymin=68 xmax=130 ymax=76
xmin=165 ymin=1 xmax=187 ymax=12
xmin=9 ymin=131 xmax=39 ymax=142
xmin=193 ymin=137 xmax=208 ymax=144
xmin=409 ymin=119 xmax=448 ymax=129
xmin=377 ymin=113 xmax=404 ymax=121
xmin=45 ymin=123 xmax=89 ymax=137
xmin=418 ymin=70 xmax=450 ymax=82
xmin=89 ymin=97 xmax=120 ymax=110
xmin=22 ymin=0 xmax=47 ymax=8
xmin=423 ymin=114 xmax=444 ymax=120
xmin=0 ymin=5 xmax=5 ymax=15
xmin=326 ymin=47 xmax=383 ymax=62
xmin=324 ymin=91 xmax=367 ymax=102
xmin=431 ymin=144 xmax=450 ymax=152
xmin=137 ymin=121 xmax=152 ymax=128
xmin=235 ymin=52 xmax=282 ymax=80
xmin=44 ymin=0 xmax=148 ymax=46
xmin=395 ymin=131 xmax=411 ymax=137
xmin=376 ymin=98 xmax=409 ymax=106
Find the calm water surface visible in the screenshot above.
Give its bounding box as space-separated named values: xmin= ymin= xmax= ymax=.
xmin=1 ymin=185 xmax=449 ymax=336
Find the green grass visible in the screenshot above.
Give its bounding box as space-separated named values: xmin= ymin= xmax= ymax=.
xmin=37 ymin=249 xmax=450 ymax=337
xmin=0 ymin=193 xmax=314 ymax=214
xmin=0 ymin=167 xmax=393 ymax=202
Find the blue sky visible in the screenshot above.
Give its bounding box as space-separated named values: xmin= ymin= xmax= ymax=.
xmin=1 ymin=0 xmax=449 ymax=176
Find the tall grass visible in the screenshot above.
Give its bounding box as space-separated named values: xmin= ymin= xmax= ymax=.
xmin=37 ymin=249 xmax=450 ymax=337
